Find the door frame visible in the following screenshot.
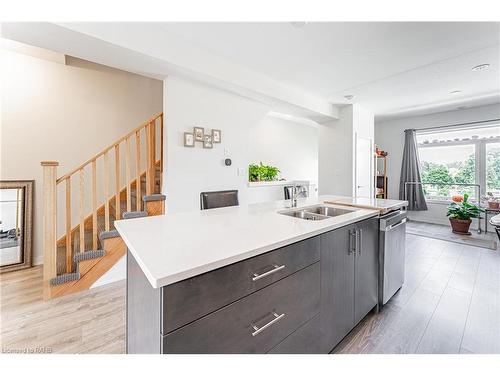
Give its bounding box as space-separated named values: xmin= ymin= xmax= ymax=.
xmin=354 ymin=132 xmax=374 ymax=198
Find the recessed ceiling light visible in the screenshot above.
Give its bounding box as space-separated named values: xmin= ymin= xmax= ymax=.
xmin=290 ymin=22 xmax=307 ymax=28
xmin=344 ymin=95 xmax=355 ymax=101
xmin=450 ymin=90 xmax=462 ymax=95
xmin=472 ymin=64 xmax=490 ymax=71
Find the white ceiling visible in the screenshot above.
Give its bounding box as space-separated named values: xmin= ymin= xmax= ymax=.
xmin=5 ymin=22 xmax=500 ymax=120
xmin=131 ymin=22 xmax=500 ymax=119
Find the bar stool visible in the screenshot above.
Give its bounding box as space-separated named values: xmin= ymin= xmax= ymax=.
xmin=490 ymin=214 xmax=500 ymax=242
xmin=200 ymin=190 xmax=239 ymax=210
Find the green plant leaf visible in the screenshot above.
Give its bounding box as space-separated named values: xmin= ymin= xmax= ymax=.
xmin=248 ymin=162 xmax=280 ymax=182
xmin=447 ymin=195 xmax=484 ymax=220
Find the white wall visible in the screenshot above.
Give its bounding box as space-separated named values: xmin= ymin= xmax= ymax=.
xmin=163 ymin=76 xmax=269 ymax=212
xmin=318 ymin=106 xmax=354 ymax=196
xmin=163 ymin=76 xmax=321 ymax=212
xmin=375 ymin=103 xmax=500 ymax=226
xmin=248 ymin=115 xmax=318 ymax=183
xmin=90 ymin=256 xmax=127 ymax=289
xmin=246 ymin=115 xmax=318 ymax=203
xmin=353 ymin=105 xmax=375 ymax=140
xmin=5 ymin=22 xmax=338 ymax=122
xmin=93 ymin=76 xmax=322 ymax=287
xmin=353 ymin=105 xmax=375 ymax=198
xmin=318 ymin=104 xmax=374 ymax=196
xmin=0 ymin=47 xmax=163 ymax=264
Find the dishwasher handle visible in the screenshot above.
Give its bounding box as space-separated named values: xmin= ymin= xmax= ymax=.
xmin=381 ymin=218 xmax=407 ymax=232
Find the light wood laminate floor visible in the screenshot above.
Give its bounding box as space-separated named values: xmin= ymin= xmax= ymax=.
xmin=1 ymin=234 xmax=499 ymax=354
xmin=334 ymin=234 xmax=500 ymax=354
xmin=0 ymin=267 xmax=125 ymax=354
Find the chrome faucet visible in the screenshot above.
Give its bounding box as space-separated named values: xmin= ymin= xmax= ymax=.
xmin=291 ymin=183 xmax=299 ymax=208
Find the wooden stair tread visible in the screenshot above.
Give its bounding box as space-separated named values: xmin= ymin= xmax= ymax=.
xmin=50 ymin=236 xmax=127 ymax=298
xmin=55 ymin=162 xmax=162 ymax=275
xmin=44 ymin=114 xmax=163 ymax=299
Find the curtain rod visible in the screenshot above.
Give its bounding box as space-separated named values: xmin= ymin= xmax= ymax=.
xmin=413 ymin=118 xmax=500 ymax=133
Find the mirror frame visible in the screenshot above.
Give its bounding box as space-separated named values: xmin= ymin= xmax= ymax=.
xmin=0 ymin=180 xmax=34 ymax=273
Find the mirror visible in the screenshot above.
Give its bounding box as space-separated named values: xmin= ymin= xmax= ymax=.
xmin=0 ymin=180 xmax=33 ymax=273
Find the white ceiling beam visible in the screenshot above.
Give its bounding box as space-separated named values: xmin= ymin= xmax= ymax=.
xmin=2 ymin=22 xmax=338 ymax=122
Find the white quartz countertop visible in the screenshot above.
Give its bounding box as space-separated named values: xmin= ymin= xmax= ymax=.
xmin=115 ymin=195 xmax=404 ymax=289
xmin=323 ymin=196 xmax=408 ymax=213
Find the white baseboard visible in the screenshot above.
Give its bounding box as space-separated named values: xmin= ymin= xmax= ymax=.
xmin=408 ymin=215 xmax=480 ymax=230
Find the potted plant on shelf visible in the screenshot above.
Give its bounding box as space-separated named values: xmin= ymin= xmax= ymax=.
xmin=446 ymin=194 xmax=484 ymax=235
xmin=248 ymin=162 xmax=280 ymax=182
xmin=485 ymin=192 xmax=500 ymax=209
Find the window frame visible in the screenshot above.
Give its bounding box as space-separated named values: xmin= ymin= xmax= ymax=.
xmin=417 ymin=129 xmax=499 ymax=202
xmin=485 ymin=140 xmax=500 ymax=194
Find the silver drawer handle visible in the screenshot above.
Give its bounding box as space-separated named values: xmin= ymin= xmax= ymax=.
xmin=251 ymin=312 xmax=285 ymax=337
xmin=252 ymin=264 xmax=286 ymax=281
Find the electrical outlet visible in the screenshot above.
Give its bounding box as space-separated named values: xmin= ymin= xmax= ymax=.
xmin=224 ymin=147 xmax=230 ymax=156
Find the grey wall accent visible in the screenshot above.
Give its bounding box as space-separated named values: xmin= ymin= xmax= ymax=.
xmin=127 ymin=251 xmax=161 ymax=354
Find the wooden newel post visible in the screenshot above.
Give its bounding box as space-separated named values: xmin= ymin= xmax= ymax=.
xmin=41 ymin=161 xmax=59 ymax=299
xmin=150 ymin=120 xmax=156 ymax=193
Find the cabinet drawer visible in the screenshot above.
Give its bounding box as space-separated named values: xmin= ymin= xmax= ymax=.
xmin=162 ymin=236 xmax=320 ymax=334
xmin=268 ymin=313 xmax=322 ymax=354
xmin=162 ymin=262 xmax=320 ymax=353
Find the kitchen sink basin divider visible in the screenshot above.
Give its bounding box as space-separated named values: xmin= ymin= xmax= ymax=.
xmin=279 ymin=205 xmax=357 ymax=221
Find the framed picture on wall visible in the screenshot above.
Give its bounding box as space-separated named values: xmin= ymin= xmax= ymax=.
xmin=203 ymin=135 xmax=213 ymax=149
xmin=212 ymin=129 xmax=221 ymax=143
xmin=194 ymin=127 xmax=204 ymax=142
xmin=183 ymin=132 xmax=195 ymax=147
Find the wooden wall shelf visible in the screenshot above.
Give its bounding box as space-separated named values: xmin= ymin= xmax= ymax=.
xmin=375 ymin=154 xmax=388 ymax=199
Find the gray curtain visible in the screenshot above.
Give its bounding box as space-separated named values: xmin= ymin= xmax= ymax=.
xmin=399 ymin=129 xmax=428 ymax=211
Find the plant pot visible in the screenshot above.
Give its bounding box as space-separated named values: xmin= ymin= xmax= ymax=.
xmin=449 ymin=218 xmax=472 ymax=235
xmin=488 ymin=201 xmax=499 ymax=209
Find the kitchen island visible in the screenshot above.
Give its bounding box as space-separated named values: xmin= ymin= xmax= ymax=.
xmin=115 ymin=195 xmax=407 ymax=354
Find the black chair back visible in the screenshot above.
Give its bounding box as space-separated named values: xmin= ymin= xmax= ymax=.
xmin=200 ymin=190 xmax=239 ymax=210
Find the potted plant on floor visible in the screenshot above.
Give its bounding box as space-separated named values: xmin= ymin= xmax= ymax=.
xmin=446 ymin=193 xmax=484 ymax=235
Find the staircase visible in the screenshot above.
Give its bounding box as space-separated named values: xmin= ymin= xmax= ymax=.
xmin=41 ymin=113 xmax=165 ymax=299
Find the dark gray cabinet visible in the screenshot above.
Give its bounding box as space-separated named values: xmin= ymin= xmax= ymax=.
xmin=128 ymin=235 xmax=322 ymax=354
xmin=162 ymin=236 xmax=320 ymax=334
xmin=354 ymin=217 xmax=379 ymax=325
xmin=163 ymin=262 xmax=320 ymax=353
xmin=320 ymin=217 xmax=379 ymax=352
xmin=127 ymin=216 xmax=379 ymax=354
xmin=268 ymin=313 xmax=322 ymax=354
xmin=320 ymin=224 xmax=355 ymax=352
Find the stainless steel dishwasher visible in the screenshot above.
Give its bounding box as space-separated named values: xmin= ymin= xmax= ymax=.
xmin=379 ymin=209 xmax=407 ymax=305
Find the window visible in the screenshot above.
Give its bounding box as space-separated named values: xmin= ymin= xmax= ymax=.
xmin=486 ymin=142 xmax=500 ymax=195
xmin=416 ymin=124 xmax=500 ymax=201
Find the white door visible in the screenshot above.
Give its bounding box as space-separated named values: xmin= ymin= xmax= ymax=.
xmin=355 ymin=135 xmax=373 ymax=198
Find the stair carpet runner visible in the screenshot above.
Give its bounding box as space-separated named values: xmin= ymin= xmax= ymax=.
xmin=50 ymin=164 xmax=164 ymax=287
xmin=50 ymin=195 xmax=164 ymax=286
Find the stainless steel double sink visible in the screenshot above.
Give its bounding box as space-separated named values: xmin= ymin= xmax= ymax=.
xmin=279 ymin=205 xmax=356 ymax=221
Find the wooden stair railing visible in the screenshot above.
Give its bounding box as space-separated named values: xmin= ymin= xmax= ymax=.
xmin=41 ymin=113 xmax=163 ymax=299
